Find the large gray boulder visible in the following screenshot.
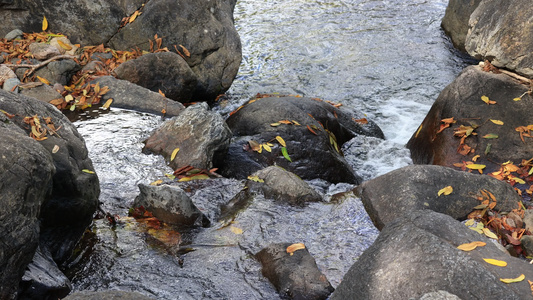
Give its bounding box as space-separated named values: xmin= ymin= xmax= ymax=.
xmin=0 ymin=122 xmax=54 ymax=299
xmin=441 ymin=0 xmax=482 ymax=52
xmin=465 ymin=0 xmax=533 ymax=78
xmin=331 ymin=210 xmax=533 ymax=299
xmin=143 ymin=102 xmax=232 ymax=171
xmin=358 ymin=164 xmax=520 ymax=230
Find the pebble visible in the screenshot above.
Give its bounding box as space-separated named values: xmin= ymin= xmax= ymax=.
xmin=4 ymin=29 xmax=23 ymax=41
xmin=3 ymin=77 xmax=21 ymax=93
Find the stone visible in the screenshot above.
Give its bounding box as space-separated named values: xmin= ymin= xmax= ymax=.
xmin=465 ymin=0 xmax=533 ymax=78
xmin=418 ymin=290 xmax=462 ymax=300
xmin=256 ymin=243 xmax=334 ymax=300
xmin=357 ymin=164 xmax=520 ymax=230
xmin=407 ymin=65 xmax=532 ymax=174
xmin=114 ymin=52 xmax=198 ymax=103
xmin=523 ymin=209 xmax=533 ymax=232
xmin=249 ymin=166 xmax=322 ymax=206
xmin=4 ymin=28 xmax=23 ymax=41
xmin=91 ymin=76 xmax=185 ymax=117
xmin=0 ymin=122 xmax=54 ymax=299
xmin=34 ymin=59 xmax=79 ymax=86
xmin=49 ymin=37 xmax=79 ymax=56
xmin=0 ymin=90 xmax=100 ymax=263
xmin=330 ymin=210 xmax=533 ymax=300
xmin=143 ymin=102 xmax=232 ymax=170
xmin=63 ymin=291 xmax=155 ymax=300
xmin=18 ymin=246 xmax=71 ymax=299
xmin=29 ymin=42 xmax=61 ymax=60
xmin=0 ymin=64 xmax=17 ymax=86
xmin=441 ymin=0 xmax=482 ymax=52
xmin=3 ymin=77 xmax=20 ymax=92
xmin=217 ymin=95 xmax=384 ymax=184
xmin=20 ymin=84 xmax=63 ymax=103
xmin=133 ymin=184 xmax=209 ymax=227
xmin=520 ymin=235 xmax=533 ymax=257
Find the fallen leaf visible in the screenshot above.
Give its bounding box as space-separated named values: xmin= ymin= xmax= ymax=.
xmin=490 ymin=119 xmax=504 ymax=125
xmin=52 ymin=145 xmax=59 ymax=153
xmin=170 ymin=147 xmax=180 ymax=161
xmin=513 ymin=97 xmax=522 ymax=101
xmin=247 ymin=175 xmax=264 ymax=183
xmin=179 ymin=45 xmax=191 ymax=57
xmin=102 ymin=98 xmax=113 ymax=110
xmin=248 ymin=140 xmax=261 ymax=152
xmin=82 ymin=169 xmax=95 ymax=174
xmin=465 ymin=219 xmax=475 ymax=226
xmin=270 ymin=122 xmax=281 ymax=127
xmin=178 ymin=174 xmax=210 ymax=182
xmin=65 ymin=94 xmax=74 ymax=102
xmin=230 ymin=226 xmax=243 ymax=235
xmin=482 ymin=227 xmax=498 ymax=240
xmin=150 ymin=179 xmax=163 ymax=186
xmin=36 ymin=76 xmax=50 ymax=85
xmin=481 ymin=95 xmax=496 ymax=105
xmin=281 ymin=147 xmax=292 ymax=162
xmin=472 ymin=155 xmax=480 ymax=162
xmin=286 ymin=243 xmax=305 ymax=256
xmin=438 ymin=186 xmax=453 ymax=196
xmin=42 ymin=16 xmax=48 ymax=31
xmin=129 ymin=10 xmax=140 ymax=23
xmin=292 ymin=120 xmax=301 ymax=126
xmin=466 ymin=164 xmax=486 ymax=170
xmin=158 ymin=89 xmax=166 ymax=97
xmin=482 ymin=134 xmax=499 ymax=139
xmin=57 ymin=39 xmax=72 ymax=51
xmin=415 ymin=124 xmax=423 ymax=138
xmin=500 ymin=274 xmax=525 ymax=284
xmin=307 ymin=124 xmax=318 ymax=135
xmin=262 ymin=144 xmax=272 ymax=152
xmin=483 ymin=258 xmax=507 ymax=267
xmin=276 ymin=136 xmax=286 ymax=147
xmin=457 ymin=241 xmax=486 ymax=251
xmin=353 ymin=118 xmax=368 ymax=125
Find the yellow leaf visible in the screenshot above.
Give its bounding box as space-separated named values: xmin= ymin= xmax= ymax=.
xmin=286 ymin=243 xmax=305 ymax=256
xmin=36 ymin=76 xmax=50 ymax=85
xmin=292 ymin=120 xmax=301 ymax=126
xmin=150 ymin=179 xmax=163 ymax=186
xmin=178 ymin=174 xmax=210 ymax=182
xmin=52 ymin=145 xmax=59 ymax=153
xmin=247 ymin=175 xmax=264 ymax=183
xmin=465 ymin=219 xmax=475 ymax=226
xmin=482 ymin=228 xmax=498 ymax=240
xmin=262 ymin=144 xmax=272 ymax=152
xmin=513 ymin=97 xmax=521 ymax=101
xmin=230 ymin=226 xmax=243 ymax=234
xmin=57 ymin=39 xmax=72 ymax=51
xmin=466 ymin=164 xmax=486 ymax=170
xmin=270 ymin=122 xmax=281 ymax=127
xmin=158 ymin=89 xmax=166 ymax=97
xmin=102 ymin=98 xmax=113 ymax=110
xmin=170 ymin=148 xmax=180 ymax=161
xmin=500 ymin=274 xmax=525 ymax=284
xmin=483 ymin=258 xmax=507 ymax=267
xmin=481 ymin=95 xmax=489 ymax=104
xmin=82 ymin=169 xmax=95 ymax=174
xmin=65 ymin=94 xmax=74 ymax=102
xmin=472 ymin=155 xmax=480 ymax=162
xmin=42 ymin=16 xmax=48 ymax=31
xmin=490 ymin=119 xmax=504 ymax=125
xmin=415 ymin=124 xmax=423 ymax=138
xmin=438 ymin=186 xmax=453 ymax=196
xmin=129 ymin=10 xmax=140 ymax=23
xmin=276 ymin=136 xmax=286 ymax=147
xmin=457 ymin=241 xmax=486 ymax=251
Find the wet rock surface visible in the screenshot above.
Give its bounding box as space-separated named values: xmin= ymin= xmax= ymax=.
xmin=358 ymin=164 xmax=521 ymax=230
xmin=441 ymin=0 xmax=482 ymax=52
xmin=256 ymin=243 xmax=334 ymax=300
xmin=63 ymin=290 xmax=156 ymax=300
xmin=331 ymin=210 xmax=533 ymax=300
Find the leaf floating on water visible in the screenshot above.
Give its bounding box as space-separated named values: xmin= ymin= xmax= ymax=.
xmin=247 ymin=175 xmax=264 ymax=183
xmin=483 ymin=258 xmax=507 ymax=267
xmin=102 ymin=98 xmax=113 ymax=110
xmin=170 ymin=147 xmax=180 ymax=161
xmin=500 ymin=274 xmax=525 ymax=284
xmin=52 ymin=145 xmax=59 ymax=153
xmin=490 ymin=119 xmax=504 ymax=125
xmin=82 ymin=169 xmax=95 ymax=174
xmin=276 ymin=136 xmax=286 ymax=147
xmin=150 ymin=179 xmax=163 ymax=186
xmin=482 ymin=228 xmax=498 ymax=240
xmin=457 ymin=241 xmax=486 ymax=251
xmin=42 ymin=16 xmax=48 ymax=31
xmin=281 ymin=147 xmax=292 ymax=162
xmin=438 ymin=186 xmax=453 ymax=196
xmin=230 ymin=226 xmax=243 ymax=235
xmin=286 ymin=243 xmax=305 ymax=256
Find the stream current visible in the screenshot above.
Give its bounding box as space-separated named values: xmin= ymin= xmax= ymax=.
xmin=66 ymin=0 xmax=471 ymax=298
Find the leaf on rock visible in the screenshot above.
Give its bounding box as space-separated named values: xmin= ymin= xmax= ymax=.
xmin=415 ymin=124 xmax=423 ymax=138
xmin=466 ymin=164 xmax=486 ymax=170
xmin=102 ymin=98 xmax=113 ymax=110
xmin=230 ymin=226 xmax=243 ymax=235
xmin=36 ymin=76 xmax=50 ymax=85
xmin=286 ymin=243 xmax=305 ymax=256
xmin=52 ymin=145 xmax=59 ymax=153
xmin=178 ymin=174 xmax=210 ymax=182
xmin=500 ymin=274 xmax=525 ymax=284
xmin=270 ymin=122 xmax=281 ymax=127
xmin=82 ymin=169 xmax=95 ymax=174
xmin=483 ymin=258 xmax=507 ymax=267
xmin=57 ymin=39 xmax=72 ymax=51
xmin=275 ymin=136 xmax=286 ymax=147
xmin=170 ymin=147 xmax=180 ymax=161
xmin=248 ymin=140 xmax=261 ymax=152
xmin=42 ymin=16 xmax=48 ymax=31
xmin=353 ymin=118 xmax=368 ymax=124
xmin=438 ymin=186 xmax=453 ymax=196
xmin=262 ymin=144 xmax=272 ymax=152
xmin=490 ymin=119 xmax=504 ymax=125
xmin=457 ymin=241 xmax=486 ymax=251
xmin=481 ymin=95 xmax=496 ymax=105
xmin=482 ymin=228 xmax=498 ymax=240
xmin=482 ymin=134 xmax=498 ymax=139
xmin=513 ymin=97 xmax=522 ymax=101
xmin=247 ymin=175 xmax=264 ymax=183
xmin=281 ymin=147 xmax=292 ymax=162
xmin=150 ymin=179 xmax=163 ymax=186
xmin=465 ymin=219 xmax=475 ymax=226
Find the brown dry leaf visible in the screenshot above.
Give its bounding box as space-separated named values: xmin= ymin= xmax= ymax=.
xmin=438 ymin=186 xmax=453 ymax=196
xmin=483 ymin=258 xmax=507 ymax=267
xmin=353 ymin=118 xmax=368 ymax=124
xmin=158 ymin=89 xmax=166 ymax=97
xmin=248 ymin=140 xmax=261 ymax=152
xmin=286 ymin=243 xmax=305 ymax=256
xmin=500 ymin=274 xmax=525 ymax=284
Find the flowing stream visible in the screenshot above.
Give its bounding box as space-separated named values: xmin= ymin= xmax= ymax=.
xmin=65 ymin=0 xmax=471 ymax=298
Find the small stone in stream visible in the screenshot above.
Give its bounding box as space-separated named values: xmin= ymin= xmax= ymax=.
xmin=5 ymin=29 xmax=23 ymax=41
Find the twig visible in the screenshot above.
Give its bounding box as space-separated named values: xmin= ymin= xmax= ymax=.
xmin=498 ymin=69 xmax=532 ymax=85
xmin=3 ymin=54 xmax=79 ymax=76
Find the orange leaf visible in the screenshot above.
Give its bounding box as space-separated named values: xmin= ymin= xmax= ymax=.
xmin=57 ymin=39 xmax=72 ymax=51
xmin=286 ymin=243 xmax=305 ymax=256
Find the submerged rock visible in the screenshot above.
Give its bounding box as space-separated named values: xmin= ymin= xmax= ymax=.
xmin=256 ymin=243 xmax=334 ymax=300
xmin=331 ymin=210 xmax=533 ymax=299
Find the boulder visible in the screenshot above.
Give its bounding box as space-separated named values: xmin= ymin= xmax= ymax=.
xmin=256 ymin=243 xmax=334 ymax=300
xmin=217 ymin=95 xmax=384 ymax=184
xmin=133 ymin=184 xmax=209 ymax=227
xmin=0 ymin=122 xmax=54 ymax=299
xmin=407 ymin=65 xmax=532 ymax=174
xmin=18 ymin=246 xmax=71 ymax=299
xmin=249 ymin=166 xmax=322 ymax=206
xmin=143 ymin=102 xmax=232 ymax=170
xmin=465 ymin=0 xmax=533 ymax=78
xmin=20 ymin=84 xmax=63 ymax=103
xmin=91 ymin=76 xmax=185 ymax=117
xmin=114 ymin=52 xmax=198 ymax=103
xmin=441 ymin=0 xmax=482 ymax=52
xmin=28 ymin=42 xmax=61 ymax=60
xmin=33 ymin=59 xmax=80 ymax=86
xmin=0 ymin=89 xmax=100 ymax=263
xmin=108 ymin=0 xmax=242 ymax=101
xmin=330 ymin=210 xmax=533 ymax=300
xmin=63 ymin=291 xmax=155 ymax=300
xmin=357 ymin=165 xmax=521 ymax=230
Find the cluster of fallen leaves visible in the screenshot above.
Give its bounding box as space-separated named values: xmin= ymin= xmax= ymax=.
xmin=245 ymin=135 xmax=292 ymax=162
xmin=127 ymin=205 xmax=181 ymax=248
